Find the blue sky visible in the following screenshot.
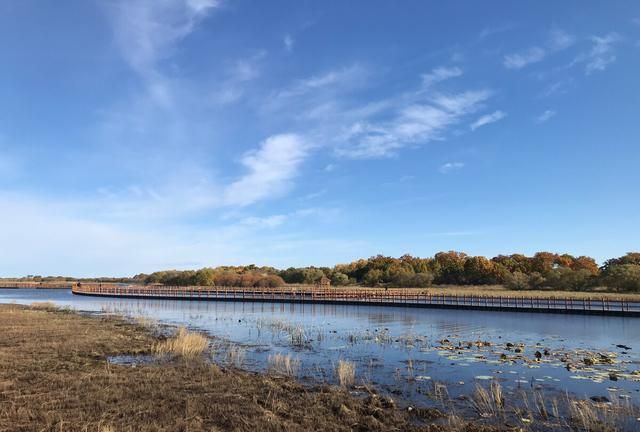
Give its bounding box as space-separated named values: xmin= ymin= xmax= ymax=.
xmin=1 ymin=1 xmax=639 ymax=276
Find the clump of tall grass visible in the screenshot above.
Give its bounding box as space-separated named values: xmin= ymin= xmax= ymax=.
xmin=289 ymin=325 xmax=307 ymax=347
xmin=153 ymin=327 xmax=209 ymax=359
xmin=30 ymin=302 xmax=58 ymax=311
xmin=225 ymin=345 xmax=246 ymax=368
xmin=268 ymin=353 xmax=300 ymax=376
xmin=472 ymin=382 xmax=504 ymax=418
xmin=336 ymin=360 xmax=356 ymax=388
xmin=134 ymin=316 xmax=157 ymax=329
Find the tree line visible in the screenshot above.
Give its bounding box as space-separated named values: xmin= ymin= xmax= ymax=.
xmin=127 ymin=252 xmax=640 ymax=293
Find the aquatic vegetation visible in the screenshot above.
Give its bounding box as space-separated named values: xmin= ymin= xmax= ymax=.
xmin=472 ymin=381 xmax=504 ymax=418
xmin=268 ymin=353 xmax=300 ymax=376
xmin=225 ymin=345 xmax=246 ymax=368
xmin=153 ymin=327 xmax=209 ymax=359
xmin=289 ymin=325 xmax=307 ymax=347
xmin=336 ymin=360 xmax=356 ymax=387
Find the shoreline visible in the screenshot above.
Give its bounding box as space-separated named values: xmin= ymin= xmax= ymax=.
xmin=1 ymin=303 xmax=639 ymax=431
xmin=0 ymin=304 xmax=450 ymax=432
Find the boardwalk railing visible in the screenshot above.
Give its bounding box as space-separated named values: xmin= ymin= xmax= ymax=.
xmin=0 ymin=281 xmax=76 ymax=289
xmin=71 ymin=283 xmax=640 ymax=316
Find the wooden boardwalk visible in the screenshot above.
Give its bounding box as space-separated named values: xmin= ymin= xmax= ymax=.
xmin=0 ymin=281 xmax=75 ymax=289
xmin=69 ymin=283 xmax=640 ymax=317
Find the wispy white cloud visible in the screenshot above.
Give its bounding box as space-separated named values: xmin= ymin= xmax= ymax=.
xmin=470 ymin=110 xmax=506 ymax=131
xmin=549 ymin=29 xmax=576 ymax=51
xmin=224 ymin=134 xmax=308 ymax=206
xmin=0 ymin=192 xmax=353 ymax=276
xmin=284 ymin=34 xmax=294 ymax=52
xmin=421 ymin=66 xmax=463 ymax=87
xmin=210 ymin=51 xmax=266 ymax=104
xmin=478 ymin=24 xmax=515 ymax=40
xmin=238 ymin=214 xmax=288 ymax=228
xmin=272 ymin=65 xmax=367 ymax=102
xmin=535 ymin=109 xmax=557 ymax=123
xmin=503 ymin=29 xmax=575 ymax=70
xmin=337 ymin=90 xmax=492 ymax=158
xmin=503 ymin=47 xmax=546 ymax=69
xmin=584 ymin=33 xmax=621 ymax=74
xmin=438 ymin=162 xmax=465 ymax=174
xmin=104 ymin=0 xmax=222 ymax=109
xmin=106 ymin=0 xmax=220 ymax=75
xmin=263 ymin=64 xmax=496 ymax=159
xmin=539 ymin=78 xmax=573 ymax=98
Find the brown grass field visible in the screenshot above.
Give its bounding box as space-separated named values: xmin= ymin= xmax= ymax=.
xmin=1 ymin=304 xmax=637 ymax=431
xmin=0 ymin=304 xmax=457 ymax=432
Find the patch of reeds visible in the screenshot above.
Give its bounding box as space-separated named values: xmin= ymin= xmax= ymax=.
xmin=225 ymin=345 xmax=246 ymax=368
xmin=152 ymin=327 xmax=209 ymax=359
xmin=29 ymin=302 xmax=58 ymax=311
xmin=289 ymin=325 xmax=307 ymax=347
xmin=268 ymin=353 xmax=300 ymax=376
xmin=134 ymin=316 xmax=157 ymax=329
xmin=336 ymin=359 xmax=356 ymax=388
xmin=472 ymin=381 xmax=504 ymax=418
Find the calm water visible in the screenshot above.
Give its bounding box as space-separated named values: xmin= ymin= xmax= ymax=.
xmin=2 ymin=288 xmax=639 ymax=407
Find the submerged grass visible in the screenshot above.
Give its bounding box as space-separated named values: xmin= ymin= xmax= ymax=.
xmin=268 ymin=353 xmax=300 ymax=376
xmin=225 ymin=345 xmax=246 ymax=368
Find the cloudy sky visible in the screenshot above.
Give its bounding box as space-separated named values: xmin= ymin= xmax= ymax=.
xmin=1 ymin=1 xmax=639 ymax=276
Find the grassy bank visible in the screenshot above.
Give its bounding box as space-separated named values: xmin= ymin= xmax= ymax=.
xmin=0 ymin=304 xmax=447 ymax=432
xmin=1 ymin=304 xmax=637 ymax=431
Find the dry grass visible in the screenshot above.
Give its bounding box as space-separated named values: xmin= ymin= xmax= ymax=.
xmin=401 ymin=285 xmax=640 ymax=300
xmin=289 ymin=284 xmax=640 ymax=300
xmin=268 ymin=353 xmax=300 ymax=376
xmin=225 ymin=345 xmax=246 ymax=368
xmin=0 ymin=304 xmax=440 ymax=432
xmin=29 ymin=301 xmax=59 ymax=311
xmin=153 ymin=326 xmax=209 ymax=359
xmin=472 ymin=381 xmax=504 ymax=418
xmin=336 ymin=359 xmax=356 ymax=388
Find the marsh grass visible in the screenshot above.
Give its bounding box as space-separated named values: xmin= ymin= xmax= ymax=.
xmin=567 ymin=395 xmax=636 ymax=432
xmin=0 ymin=304 xmax=432 ymax=432
xmin=472 ymin=381 xmax=504 ymax=418
xmin=289 ymin=325 xmax=307 ymax=347
xmin=336 ymin=360 xmax=356 ymax=388
xmin=268 ymin=353 xmax=300 ymax=376
xmin=225 ymin=345 xmax=246 ymax=368
xmin=134 ymin=316 xmax=158 ymax=329
xmin=29 ymin=301 xmax=59 ymax=311
xmin=152 ymin=327 xmax=209 ymax=359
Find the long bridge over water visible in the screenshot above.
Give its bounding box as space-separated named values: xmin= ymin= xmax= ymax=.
xmin=2 ymin=281 xmax=638 ymax=316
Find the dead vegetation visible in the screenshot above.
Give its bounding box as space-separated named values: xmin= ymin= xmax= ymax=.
xmin=3 ymin=304 xmax=635 ymax=431
xmin=0 ymin=304 xmax=454 ymax=432
xmin=152 ymin=326 xmax=209 ymax=359
xmin=268 ymin=353 xmax=300 ymax=377
xmin=336 ymin=359 xmax=356 ymax=388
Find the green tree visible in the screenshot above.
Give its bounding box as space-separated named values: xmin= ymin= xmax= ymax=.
xmin=193 ymin=268 xmax=215 ymax=286
xmin=505 ymin=271 xmax=529 ymax=290
xmin=331 ymin=272 xmax=349 ymax=286
xmin=545 ymin=268 xmax=593 ymax=291
xmin=602 ymin=264 xmax=640 ymax=292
